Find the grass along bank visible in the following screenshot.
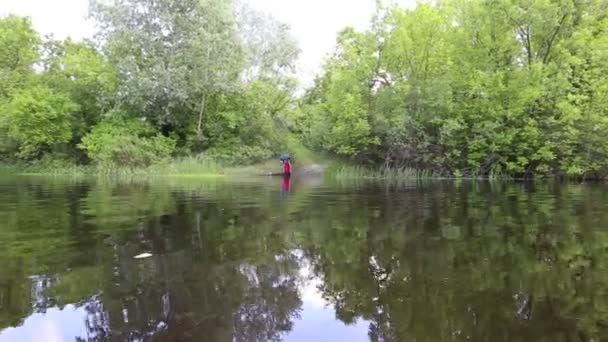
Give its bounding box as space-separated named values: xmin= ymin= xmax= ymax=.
xmin=324 ymin=164 xmax=441 ymax=181
xmin=1 ymin=139 xmax=515 ymax=181
xmin=323 ymin=163 xmax=525 ymax=181
xmin=3 ymin=157 xmax=224 ymax=178
xmin=1 ymin=158 xmax=507 ymax=181
xmin=1 ymin=142 xmax=322 ymax=179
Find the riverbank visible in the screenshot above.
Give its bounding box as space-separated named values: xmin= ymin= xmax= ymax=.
xmin=3 ymin=157 xmax=591 ymax=181
xmin=324 ymin=164 xmax=518 ymax=180
xmin=0 ymin=158 xmax=221 ymax=178
xmin=0 ymin=159 xmax=533 ymax=181
xmin=0 ymin=140 xmax=328 ymax=179
xmin=0 ymin=156 xmax=325 ymax=180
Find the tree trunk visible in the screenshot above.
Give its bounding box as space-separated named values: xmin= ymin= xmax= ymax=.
xmin=196 ymin=43 xmax=212 ymax=139
xmin=196 ymin=92 xmax=206 ymax=138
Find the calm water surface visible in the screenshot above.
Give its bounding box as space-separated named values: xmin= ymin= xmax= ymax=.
xmin=1 ymin=176 xmax=607 ymax=341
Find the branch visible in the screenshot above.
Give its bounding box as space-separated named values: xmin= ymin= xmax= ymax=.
xmin=542 ymin=12 xmax=569 ymax=64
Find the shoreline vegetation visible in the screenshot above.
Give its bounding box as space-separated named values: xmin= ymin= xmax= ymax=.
xmin=2 ymin=0 xmax=608 ymax=181
xmin=0 ymin=130 xmax=604 ymax=181
xmin=2 ymin=158 xmax=603 ymax=181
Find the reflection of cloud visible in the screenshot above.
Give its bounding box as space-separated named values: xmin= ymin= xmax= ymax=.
xmin=286 ymin=255 xmax=370 ymax=342
xmin=298 ymin=256 xmax=327 ymax=309
xmin=0 ymin=305 xmax=88 ymax=342
xmin=39 ymin=320 xmax=63 ymax=342
xmin=300 ymin=278 xmax=327 ymax=309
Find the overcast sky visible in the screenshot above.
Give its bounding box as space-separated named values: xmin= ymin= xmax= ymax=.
xmin=0 ymin=0 xmax=415 ymax=85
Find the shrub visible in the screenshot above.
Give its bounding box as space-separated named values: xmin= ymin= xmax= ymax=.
xmin=79 ymin=116 xmax=175 ymax=169
xmin=204 ymin=143 xmax=274 ymax=165
xmin=2 ymin=85 xmax=77 ymax=159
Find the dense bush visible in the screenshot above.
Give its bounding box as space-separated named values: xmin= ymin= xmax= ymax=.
xmin=2 ymin=85 xmax=77 ymax=159
xmin=79 ymin=116 xmax=176 ymax=169
xmin=204 ymin=143 xmax=275 ymax=165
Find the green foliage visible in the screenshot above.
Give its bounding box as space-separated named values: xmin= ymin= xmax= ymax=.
xmin=153 ymin=157 xmax=223 ymax=175
xmin=0 ymin=3 xmax=298 ymax=170
xmin=79 ymin=116 xmax=176 ymax=169
xmin=200 ymin=79 xmax=293 ymax=164
xmin=326 ymin=164 xmax=436 ymax=180
xmin=90 ymin=0 xmax=243 ymax=130
xmin=41 ymin=39 xmax=118 ymax=137
xmin=203 ymin=145 xmax=272 ymax=165
xmin=0 ymin=15 xmax=44 ymax=160
xmin=300 ymin=28 xmax=379 ymax=158
xmin=4 ymin=0 xmax=607 ymax=177
xmin=2 ymin=85 xmax=77 ymax=159
xmin=0 ymin=15 xmax=40 ymax=97
xmin=298 ymin=0 xmax=608 ymax=178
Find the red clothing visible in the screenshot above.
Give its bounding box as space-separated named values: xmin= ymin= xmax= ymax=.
xmin=283 ymin=162 xmax=291 ymax=174
xmin=282 ymin=175 xmax=291 ymax=192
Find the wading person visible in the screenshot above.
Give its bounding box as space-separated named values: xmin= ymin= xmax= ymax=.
xmin=282 ymin=158 xmax=291 ymax=176
xmin=280 ymin=154 xmax=292 ymax=177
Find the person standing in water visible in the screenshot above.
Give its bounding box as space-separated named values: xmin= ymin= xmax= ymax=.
xmin=282 ymin=158 xmax=291 ymax=176
xmin=279 ymin=154 xmax=291 ymax=194
xmin=280 ymin=154 xmax=292 ymax=176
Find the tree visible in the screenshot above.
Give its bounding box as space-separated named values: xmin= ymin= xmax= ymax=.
xmin=302 ymin=28 xmax=380 ymax=158
xmin=0 ymin=16 xmax=42 ymax=158
xmin=204 ymin=80 xmax=293 ymax=164
xmin=297 ymin=0 xmax=608 ymax=178
xmin=236 ymin=3 xmax=300 ymax=82
xmin=41 ymin=39 xmax=118 ymax=139
xmin=2 ymin=85 xmax=77 ymax=159
xmin=90 ymin=0 xmax=243 ymax=138
xmin=0 ymin=15 xmax=40 ymax=98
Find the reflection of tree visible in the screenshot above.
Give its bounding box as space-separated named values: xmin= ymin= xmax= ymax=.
xmin=78 ymin=296 xmax=111 ymax=341
xmin=83 ymin=189 xmax=303 ymax=341
xmin=300 ymin=182 xmax=608 ymax=341
xmin=0 ymin=179 xmax=303 ymax=341
xmin=4 ymin=178 xmax=608 ymax=341
xmin=0 ymin=178 xmax=87 ymax=329
xmin=233 ymin=263 xmax=302 ymax=341
xmin=76 ymin=246 xmax=303 ymax=341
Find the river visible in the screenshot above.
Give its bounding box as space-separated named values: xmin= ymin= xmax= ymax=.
xmin=0 ymin=176 xmax=606 ymax=341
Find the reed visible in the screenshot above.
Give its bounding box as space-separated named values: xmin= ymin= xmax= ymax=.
xmin=326 ymin=164 xmax=443 ymax=180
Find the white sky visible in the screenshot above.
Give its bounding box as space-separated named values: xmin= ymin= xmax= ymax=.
xmin=0 ymin=0 xmax=415 ymax=85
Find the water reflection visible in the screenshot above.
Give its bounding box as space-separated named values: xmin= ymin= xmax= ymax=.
xmin=0 ymin=177 xmax=608 ymax=341
xmin=281 ymin=176 xmax=291 ymax=195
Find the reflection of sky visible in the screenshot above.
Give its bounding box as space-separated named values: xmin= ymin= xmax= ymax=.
xmin=0 ymin=260 xmax=370 ymax=342
xmin=0 ymin=305 xmax=89 ymax=342
xmin=285 ymin=288 xmax=370 ymax=342
xmin=283 ymin=258 xmax=370 ymax=342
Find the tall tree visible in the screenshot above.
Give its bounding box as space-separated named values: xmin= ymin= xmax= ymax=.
xmin=0 ymin=15 xmax=40 ymax=98
xmin=90 ymin=0 xmax=243 ymax=137
xmin=41 ymin=39 xmax=118 ymax=140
